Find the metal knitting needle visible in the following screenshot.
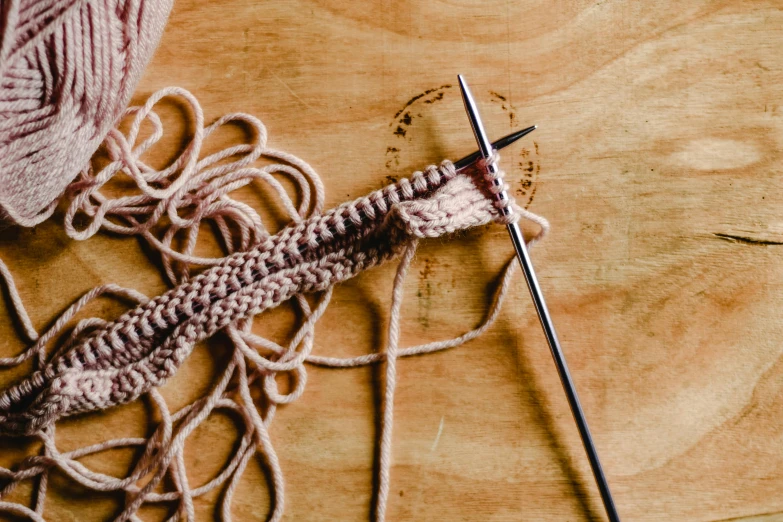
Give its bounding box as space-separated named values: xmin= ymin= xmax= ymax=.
xmin=454 ymin=125 xmax=537 ymax=171
xmin=457 ymin=75 xmax=621 ymax=522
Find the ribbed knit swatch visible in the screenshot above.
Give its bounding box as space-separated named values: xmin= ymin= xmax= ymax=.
xmin=0 ymin=87 xmax=549 ymax=521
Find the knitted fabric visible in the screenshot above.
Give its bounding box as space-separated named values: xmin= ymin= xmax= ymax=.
xmin=0 ymin=87 xmax=550 ymax=521
xmin=0 ymin=163 xmax=505 ymax=436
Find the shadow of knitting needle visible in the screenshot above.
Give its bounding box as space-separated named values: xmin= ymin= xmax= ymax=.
xmin=503 ymin=319 xmax=604 ymax=520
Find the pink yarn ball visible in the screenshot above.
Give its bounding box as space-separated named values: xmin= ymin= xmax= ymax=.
xmin=0 ymin=0 xmax=173 ymax=226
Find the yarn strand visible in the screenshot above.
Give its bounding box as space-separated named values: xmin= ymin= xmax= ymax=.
xmin=375 ymin=240 xmax=418 ymax=522
xmin=0 ymin=0 xmax=174 ymax=226
xmin=0 ymin=87 xmax=549 ymax=521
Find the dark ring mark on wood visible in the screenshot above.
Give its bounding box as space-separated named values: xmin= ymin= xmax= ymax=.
xmin=389 ymin=86 xmax=451 ymax=139
xmin=515 ymin=142 xmax=540 ymax=209
xmin=385 ymin=87 xmax=540 ymax=209
xmin=385 ymin=85 xmax=453 ymax=169
xmin=392 ymin=85 xmax=452 ymax=120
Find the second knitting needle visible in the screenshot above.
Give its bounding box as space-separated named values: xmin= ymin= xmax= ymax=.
xmin=457 ymin=74 xmax=621 ymax=522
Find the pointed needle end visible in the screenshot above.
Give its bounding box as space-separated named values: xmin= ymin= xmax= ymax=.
xmin=453 ymin=124 xmax=537 ymax=171
xmin=495 ymin=125 xmax=537 ymax=151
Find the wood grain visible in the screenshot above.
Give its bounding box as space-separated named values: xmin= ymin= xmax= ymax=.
xmin=2 ymin=0 xmax=783 ymax=520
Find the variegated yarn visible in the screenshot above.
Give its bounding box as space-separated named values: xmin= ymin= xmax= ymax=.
xmin=0 ymin=0 xmax=173 ymax=226
xmin=0 ymin=88 xmax=549 ymax=521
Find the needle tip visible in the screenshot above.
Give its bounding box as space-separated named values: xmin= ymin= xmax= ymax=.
xmin=457 ymin=74 xmax=469 ymax=95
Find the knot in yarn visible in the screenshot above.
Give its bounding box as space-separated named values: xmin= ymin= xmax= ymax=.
xmin=0 ymin=0 xmax=173 ymax=226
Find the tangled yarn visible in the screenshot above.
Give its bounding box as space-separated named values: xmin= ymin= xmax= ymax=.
xmin=0 ymin=0 xmax=173 ymax=226
xmin=0 ymin=87 xmax=549 ymax=521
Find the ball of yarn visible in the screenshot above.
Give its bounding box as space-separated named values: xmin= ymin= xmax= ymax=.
xmin=0 ymin=0 xmax=173 ymax=226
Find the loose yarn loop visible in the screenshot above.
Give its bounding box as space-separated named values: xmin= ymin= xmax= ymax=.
xmin=0 ymin=87 xmax=549 ymax=521
xmin=63 ymin=85 xmax=328 ymax=286
xmin=0 ymin=0 xmax=173 ymax=226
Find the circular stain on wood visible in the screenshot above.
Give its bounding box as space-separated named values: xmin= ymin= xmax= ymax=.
xmin=385 ymin=85 xmax=540 ymax=209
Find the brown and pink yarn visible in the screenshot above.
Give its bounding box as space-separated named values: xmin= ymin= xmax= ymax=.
xmin=0 ymin=38 xmax=548 ymax=522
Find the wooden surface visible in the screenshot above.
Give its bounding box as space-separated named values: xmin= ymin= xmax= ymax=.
xmin=3 ymin=0 xmax=783 ymax=520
